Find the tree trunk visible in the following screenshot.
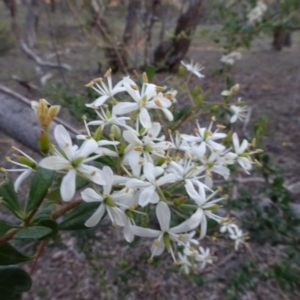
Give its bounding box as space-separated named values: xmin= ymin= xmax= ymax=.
xmin=152 ymin=0 xmax=203 ymax=71
xmin=25 ymin=0 xmax=39 ymax=48
xmin=272 ymin=27 xmax=292 ymax=51
xmin=90 ymin=1 xmax=128 ymax=73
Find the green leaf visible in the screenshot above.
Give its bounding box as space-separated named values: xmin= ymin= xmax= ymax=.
xmin=46 ymin=188 xmax=61 ymax=201
xmin=145 ymin=65 xmax=156 ymax=82
xmin=0 ymin=220 xmax=18 ymax=237
xmin=191 ymin=273 xmax=204 ymax=286
xmin=173 ymin=104 xmax=191 ymax=122
xmin=0 ymin=243 xmax=33 ymax=265
xmin=0 ymin=177 xmax=22 ymax=218
xmin=37 ymin=219 xmax=58 ymax=237
xmin=0 ymin=266 xmax=32 ymax=296
xmin=14 ymin=226 xmax=52 ymax=240
xmin=25 ymin=167 xmax=54 ymax=213
xmin=59 ymin=202 xmax=100 ymax=230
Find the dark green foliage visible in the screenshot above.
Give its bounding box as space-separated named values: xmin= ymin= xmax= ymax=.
xmin=0 ymin=267 xmax=32 ymax=299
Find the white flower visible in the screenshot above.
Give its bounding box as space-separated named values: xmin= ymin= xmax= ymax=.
xmin=81 ymin=166 xmax=127 ymax=227
xmin=192 ymin=144 xmax=231 ymax=187
xmin=232 ymin=133 xmax=252 ymax=173
xmin=88 ymin=107 xmax=130 ymax=130
xmin=86 ymin=69 xmax=125 ymax=107
xmin=181 ymin=122 xmax=226 ymax=152
xmin=122 ymin=124 xmax=171 ymax=176
xmin=178 ymin=252 xmax=192 ymax=274
xmin=40 ymin=125 xmax=106 ymax=202
xmin=185 ymin=180 xmax=224 ymax=239
xmin=247 ymin=1 xmax=267 ymax=24
xmin=195 ymin=247 xmax=213 ymax=269
xmin=3 ymin=147 xmax=37 ymax=192
xmin=220 ymin=219 xmax=239 ymax=234
xmin=230 ymin=98 xmax=248 ymax=123
xmin=229 ymin=226 xmax=248 ymax=250
xmin=220 ymin=51 xmax=242 ymax=65
xmin=166 ymin=158 xmax=203 ymax=184
xmin=113 ymin=77 xmax=173 ymax=129
xmin=126 ymin=162 xmax=178 ymax=207
xmin=131 ymin=201 xmax=198 ymax=262
xmin=181 ymin=60 xmax=205 ymax=78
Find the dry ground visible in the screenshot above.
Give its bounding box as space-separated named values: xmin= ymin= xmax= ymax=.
xmin=0 ymin=3 xmax=300 ymax=300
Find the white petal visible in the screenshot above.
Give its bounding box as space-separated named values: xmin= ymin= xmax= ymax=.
xmin=143 ymin=162 xmax=155 ymax=183
xmin=239 ymin=139 xmax=249 ymax=153
xmin=126 ymin=178 xmax=151 ymax=189
xmin=102 ymin=166 xmax=114 ymax=194
xmin=156 ymin=173 xmax=178 ymax=186
xmin=113 ymin=102 xmax=139 ymax=115
xmin=156 ymin=201 xmax=170 ymax=231
xmin=40 ymin=156 xmax=69 ymax=170
xmin=123 ymin=219 xmax=134 ymax=242
xmin=81 ymin=188 xmax=103 ymax=202
xmin=77 ymin=165 xmax=106 ymax=185
xmin=151 ymin=242 xmax=165 ymax=257
xmin=55 ymin=125 xmax=72 ymax=148
xmin=107 ymin=206 xmax=126 ymax=226
xmin=232 ymin=133 xmax=240 ymax=153
xmin=85 ymin=204 xmax=105 ymax=227
xmin=60 ymin=169 xmax=76 ymax=202
xmin=139 ymin=107 xmax=152 ymax=129
xmin=76 ymin=138 xmax=98 ymax=158
xmin=131 ymin=226 xmax=160 ymax=238
xmin=138 ymin=186 xmax=157 ymax=207
xmin=185 ymin=181 xmax=202 ymax=204
xmin=14 ymin=169 xmax=33 ymax=192
xmin=161 ymin=108 xmax=174 ymax=121
xmin=200 ymin=216 xmax=207 ymax=239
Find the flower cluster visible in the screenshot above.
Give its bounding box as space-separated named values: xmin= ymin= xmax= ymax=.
xmin=4 ymin=65 xmax=260 ymax=274
xmin=247 ymin=1 xmax=267 ymax=24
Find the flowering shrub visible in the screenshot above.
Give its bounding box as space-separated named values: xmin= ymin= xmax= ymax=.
xmin=214 ymin=0 xmax=300 ymax=64
xmin=0 ymin=63 xmax=259 ymax=296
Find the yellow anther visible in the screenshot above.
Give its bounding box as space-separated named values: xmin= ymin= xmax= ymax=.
xmin=155 ymin=86 xmax=165 ymax=92
xmin=254 ymin=159 xmax=262 ymax=167
xmin=154 ymin=239 xmax=160 ymax=247
xmin=142 ymin=72 xmax=148 ymax=83
xmin=154 ymin=99 xmax=163 ymax=107
xmin=104 ymin=68 xmax=112 ymax=77
xmin=211 ymin=116 xmax=216 ymax=122
xmin=130 ymin=84 xmax=138 ymax=90
xmin=134 ymin=145 xmax=143 ymax=151
xmin=216 ymin=124 xmax=226 ymax=129
xmin=111 ymin=222 xmax=118 ymax=228
xmin=217 ymin=186 xmax=223 ymax=192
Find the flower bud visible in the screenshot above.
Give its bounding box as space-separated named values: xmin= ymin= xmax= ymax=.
xmin=111 ymin=124 xmax=121 ymax=140
xmin=17 ymin=156 xmax=37 ymax=169
xmin=178 ymin=65 xmax=185 ymax=77
xmin=174 ymin=196 xmax=187 ymax=206
xmin=38 ymin=130 xmax=51 ymax=155
xmin=93 ymin=126 xmax=102 ymax=141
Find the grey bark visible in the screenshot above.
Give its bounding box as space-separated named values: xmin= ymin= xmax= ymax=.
xmin=0 ymin=85 xmax=77 ymax=153
xmin=25 ymin=0 xmax=39 ymax=48
xmin=152 ymin=0 xmax=203 ymax=71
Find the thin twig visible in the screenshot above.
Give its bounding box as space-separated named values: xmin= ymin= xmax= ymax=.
xmin=30 ymin=240 xmax=46 ymax=275
xmin=0 ymin=228 xmax=19 ymax=246
xmin=51 ymin=199 xmax=82 ymax=220
xmin=20 ymin=40 xmax=72 ymax=71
